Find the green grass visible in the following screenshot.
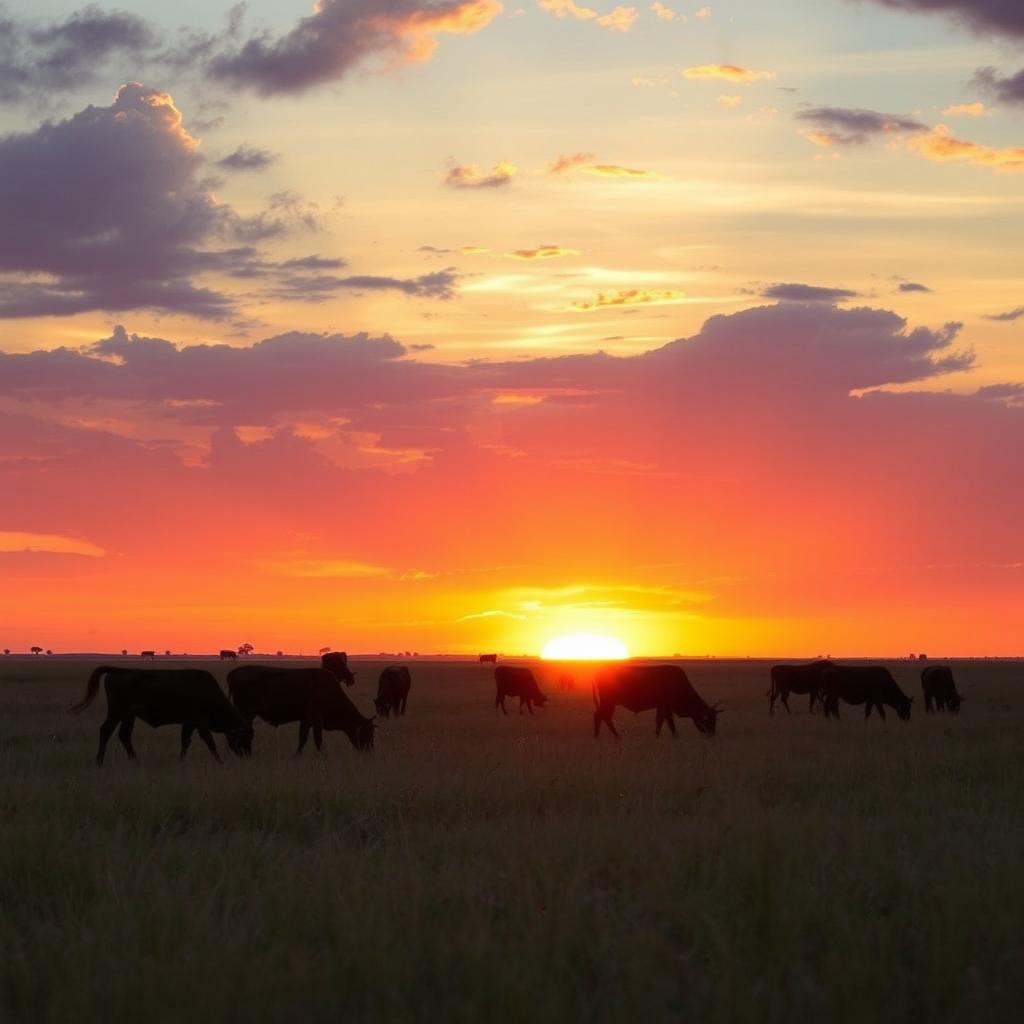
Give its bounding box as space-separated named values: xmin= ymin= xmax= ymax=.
xmin=1 ymin=657 xmax=1022 ymax=1022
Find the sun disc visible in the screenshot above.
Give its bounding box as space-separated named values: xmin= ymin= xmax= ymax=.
xmin=541 ymin=633 xmax=630 ymax=661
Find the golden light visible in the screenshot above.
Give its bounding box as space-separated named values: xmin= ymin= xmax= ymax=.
xmin=540 ymin=633 xmax=630 ymax=661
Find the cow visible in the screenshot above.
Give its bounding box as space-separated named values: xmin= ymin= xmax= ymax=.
xmin=227 ymin=664 xmax=374 ymax=753
xmin=768 ymin=659 xmax=833 ymax=715
xmin=494 ymin=665 xmax=548 ymax=715
xmin=219 ymin=649 xmax=237 ymax=661
xmin=921 ymin=665 xmax=965 ymax=714
xmin=558 ymin=673 xmax=575 ymax=693
xmin=374 ymin=666 xmax=411 ymax=717
xmin=321 ymin=650 xmax=356 ymax=687
xmin=140 ymin=650 xmax=156 ymax=660
xmin=70 ymin=666 xmax=253 ymax=766
xmin=593 ymin=664 xmax=721 ymax=739
xmin=822 ymin=665 xmax=913 ymax=721
xmin=479 ymin=653 xmax=498 ymax=665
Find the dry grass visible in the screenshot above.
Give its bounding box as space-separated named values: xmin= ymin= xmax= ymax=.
xmin=1 ymin=656 xmax=1022 ymax=1022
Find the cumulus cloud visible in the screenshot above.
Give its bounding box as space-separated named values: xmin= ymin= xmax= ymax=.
xmin=443 ymin=160 xmax=516 ymax=188
xmin=796 ymin=106 xmax=928 ymax=146
xmin=650 ymin=2 xmax=678 ymax=20
xmin=908 ymin=124 xmax=1024 ymax=172
xmin=208 ymin=0 xmax=502 ymax=96
xmin=216 ymin=144 xmax=277 ymax=171
xmin=762 ymin=283 xmax=859 ymax=303
xmin=0 ymin=5 xmax=157 ymax=104
xmin=681 ymin=64 xmax=775 ymax=82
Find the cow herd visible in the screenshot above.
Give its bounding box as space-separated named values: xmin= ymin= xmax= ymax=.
xmin=67 ymin=653 xmax=966 ymax=766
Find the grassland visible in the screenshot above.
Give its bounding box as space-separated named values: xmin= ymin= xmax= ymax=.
xmin=1 ymin=656 xmax=1022 ymax=1023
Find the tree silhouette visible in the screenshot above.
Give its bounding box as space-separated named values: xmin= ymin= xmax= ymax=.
xmin=30 ymin=646 xmax=42 ymax=655
xmin=238 ymin=642 xmax=254 ymax=657
xmin=121 ymin=649 xmax=128 ymax=656
xmin=3 ymin=649 xmax=9 ymax=655
xmin=46 ymin=649 xmax=53 ymax=656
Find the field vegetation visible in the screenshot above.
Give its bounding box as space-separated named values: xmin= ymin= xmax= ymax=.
xmin=1 ymin=656 xmax=1022 ymax=1022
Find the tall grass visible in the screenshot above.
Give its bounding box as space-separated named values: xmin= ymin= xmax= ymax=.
xmin=1 ymin=658 xmax=1022 ymax=1022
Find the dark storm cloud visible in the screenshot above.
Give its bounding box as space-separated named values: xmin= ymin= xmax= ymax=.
xmin=216 ymin=144 xmax=277 ymax=171
xmin=862 ymin=1 xmax=1024 ymax=37
xmin=0 ymin=5 xmax=157 ymax=104
xmin=762 ymin=283 xmax=860 ymax=303
xmin=207 ymin=0 xmax=501 ymax=97
xmin=982 ymin=306 xmax=1024 ymax=322
xmin=973 ymin=66 xmax=1024 ymax=105
xmin=795 ymin=106 xmax=928 ymax=145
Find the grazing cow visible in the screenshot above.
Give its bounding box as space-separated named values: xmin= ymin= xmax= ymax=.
xmin=228 ymin=664 xmax=374 ymax=753
xmin=140 ymin=650 xmax=156 ymax=660
xmin=921 ymin=665 xmax=965 ymax=714
xmin=768 ymin=659 xmax=833 ymax=715
xmin=822 ymin=665 xmax=913 ymax=721
xmin=70 ymin=666 xmax=253 ymax=766
xmin=374 ymin=666 xmax=412 ymax=717
xmin=219 ymin=649 xmax=237 ymax=661
xmin=593 ymin=664 xmax=721 ymax=739
xmin=494 ymin=665 xmax=548 ymax=715
xmin=479 ymin=653 xmax=498 ymax=665
xmin=321 ymin=650 xmax=356 ymax=687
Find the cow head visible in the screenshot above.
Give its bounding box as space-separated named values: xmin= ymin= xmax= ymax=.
xmin=373 ymin=696 xmax=391 ymax=717
xmin=533 ymin=692 xmax=549 ymax=707
xmin=694 ymin=703 xmax=722 ymax=735
xmin=227 ymin=721 xmax=254 ymax=757
xmin=948 ymin=694 xmax=964 ymax=714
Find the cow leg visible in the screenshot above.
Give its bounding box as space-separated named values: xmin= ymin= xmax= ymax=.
xmin=496 ymin=693 xmax=507 ymax=716
xmin=768 ymin=689 xmax=776 ymax=716
xmin=313 ymin=721 xmax=324 ymax=753
xmin=655 ymin=709 xmax=664 ymax=736
xmin=666 ymin=713 xmax=677 ymax=738
xmin=781 ymin=692 xmax=791 ymax=714
xmin=296 ymin=722 xmax=310 ymax=755
xmin=117 ymin=716 xmax=138 ymax=760
xmin=96 ymin=713 xmax=119 ymax=766
xmin=865 ymin=703 xmax=872 ymax=720
xmin=924 ymin=695 xmax=934 ymax=713
xmin=809 ymin=692 xmax=817 ymax=713
xmin=877 ymin=705 xmax=886 ymax=721
xmin=197 ymin=729 xmax=222 ymax=763
xmin=525 ymin=698 xmax=534 ymax=716
xmin=180 ymin=724 xmax=195 ymax=760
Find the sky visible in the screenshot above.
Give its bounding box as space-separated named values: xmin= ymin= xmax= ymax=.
xmin=1 ymin=0 xmax=1022 ymax=656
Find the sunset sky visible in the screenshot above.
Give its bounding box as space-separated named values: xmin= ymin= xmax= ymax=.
xmin=1 ymin=0 xmax=1022 ymax=655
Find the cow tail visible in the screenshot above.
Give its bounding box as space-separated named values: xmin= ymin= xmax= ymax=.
xmin=70 ymin=665 xmax=113 ymax=713
xmin=592 ymin=679 xmax=599 ymax=709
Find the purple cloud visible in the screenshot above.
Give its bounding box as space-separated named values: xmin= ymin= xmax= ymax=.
xmin=216 ymin=144 xmax=277 ymax=171
xmin=762 ymin=283 xmax=860 ymax=303
xmin=983 ymin=306 xmax=1024 ymax=322
xmin=796 ymin=106 xmax=928 ymax=145
xmin=862 ymin=2 xmax=1024 ymax=37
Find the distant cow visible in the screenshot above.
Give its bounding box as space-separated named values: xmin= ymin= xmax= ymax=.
xmin=558 ymin=673 xmax=575 ymax=692
xmin=479 ymin=653 xmax=498 ymax=665
xmin=822 ymin=665 xmax=913 ymax=721
xmin=921 ymin=665 xmax=964 ymax=714
xmin=768 ymin=659 xmax=833 ymax=715
xmin=321 ymin=650 xmax=356 ymax=687
xmin=593 ymin=664 xmax=721 ymax=739
xmin=495 ymin=665 xmax=548 ymax=715
xmin=70 ymin=666 xmax=253 ymax=766
xmin=219 ymin=649 xmax=237 ymax=661
xmin=375 ymin=666 xmax=411 ymax=717
xmin=140 ymin=650 xmax=156 ymax=660
xmin=228 ymin=664 xmax=374 ymax=753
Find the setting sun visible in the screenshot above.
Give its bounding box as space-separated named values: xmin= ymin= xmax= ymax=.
xmin=541 ymin=633 xmax=630 ymax=661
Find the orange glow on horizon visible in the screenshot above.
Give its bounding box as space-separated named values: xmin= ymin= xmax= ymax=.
xmin=541 ymin=633 xmax=630 ymax=661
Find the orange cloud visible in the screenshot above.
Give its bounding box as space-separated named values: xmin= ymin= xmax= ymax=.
xmin=941 ymin=102 xmax=987 ymax=118
xmin=908 ymin=125 xmax=1024 ymax=173
xmin=548 ymin=151 xmax=596 ymax=174
xmin=381 ymin=0 xmax=505 ymax=63
xmin=682 ymin=64 xmax=775 ymax=83
xmin=506 ymin=245 xmax=581 ymax=259
xmin=537 ymin=0 xmax=637 ymax=30
xmin=569 ymin=288 xmax=686 ymax=310
xmin=443 ymin=160 xmax=517 ymax=188
xmin=650 ymin=2 xmax=677 ymax=20
xmin=0 ymin=531 xmax=106 ymax=557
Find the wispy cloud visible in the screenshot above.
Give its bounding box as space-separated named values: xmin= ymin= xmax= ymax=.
xmin=506 ymin=245 xmax=580 ymax=260
xmin=443 ymin=160 xmax=517 ymax=188
xmin=569 ymin=288 xmax=686 ymax=310
xmin=908 ymin=125 xmax=1024 ymax=173
xmin=0 ymin=532 xmax=106 ymax=557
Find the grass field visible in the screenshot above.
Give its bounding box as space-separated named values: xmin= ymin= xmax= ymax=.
xmin=1 ymin=656 xmax=1022 ymax=1022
